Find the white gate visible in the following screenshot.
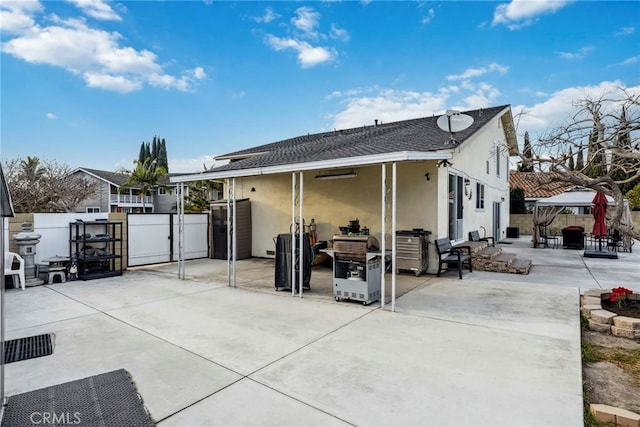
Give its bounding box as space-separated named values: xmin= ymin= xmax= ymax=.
xmin=128 ymin=213 xmax=208 ymax=267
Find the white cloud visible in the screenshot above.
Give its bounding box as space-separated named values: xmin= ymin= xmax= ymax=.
xmin=46 ymin=112 xmax=57 ymax=119
xmin=169 ymin=155 xmax=220 ymax=173
xmin=328 ymin=81 xmax=640 ymax=155
xmin=192 ymin=67 xmax=206 ymax=80
xmin=1 ymin=9 xmax=204 ymax=93
xmin=331 ymin=88 xmax=452 ymax=129
xmin=253 ymin=7 xmax=279 ymax=24
xmin=615 ymin=26 xmax=635 ymax=36
xmin=330 ymin=24 xmax=350 ymax=42
xmin=66 ymin=0 xmax=122 ymax=21
xmin=0 ymin=0 xmax=42 ymax=34
xmin=512 ymin=81 xmax=640 ymax=141
xmin=263 ymin=6 xmax=348 ymax=68
xmin=421 ymin=8 xmax=435 ymax=25
xmin=492 ymin=0 xmax=572 ymax=29
xmin=446 ymin=63 xmax=509 ymax=81
xmin=84 ymin=72 xmax=141 ymax=93
xmin=232 ymin=90 xmax=246 ymax=100
xmin=265 ymin=35 xmax=334 ymax=68
xmin=556 ymin=46 xmax=593 ymax=60
xmin=621 ymin=56 xmax=640 ymax=65
xmin=291 ymin=6 xmax=320 ymax=39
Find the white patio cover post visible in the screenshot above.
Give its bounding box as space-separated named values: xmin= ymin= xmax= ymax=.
xmin=226 ymin=179 xmax=230 ymax=285
xmin=291 ymin=173 xmax=297 ymax=297
xmin=226 ymin=178 xmax=237 ymax=287
xmin=232 ymin=179 xmax=237 ymax=288
xmin=380 ymin=163 xmax=386 ymax=309
xmin=177 ymin=182 xmax=185 ymax=279
xmin=299 ymin=171 xmax=304 ymax=298
xmin=391 ymin=162 xmax=397 ymax=312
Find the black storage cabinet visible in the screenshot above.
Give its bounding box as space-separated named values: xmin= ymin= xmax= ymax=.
xmin=275 ymin=233 xmax=312 ymax=291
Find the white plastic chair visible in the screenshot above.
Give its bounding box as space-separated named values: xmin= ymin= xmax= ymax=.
xmin=4 ymin=251 xmax=25 ymax=290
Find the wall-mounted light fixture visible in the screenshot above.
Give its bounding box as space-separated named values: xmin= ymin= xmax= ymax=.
xmin=424 ymin=172 xmax=430 ymax=181
xmin=437 ymin=159 xmax=452 ymax=168
xmin=464 ymin=178 xmax=473 ymax=199
xmin=315 ymin=170 xmax=357 ymax=180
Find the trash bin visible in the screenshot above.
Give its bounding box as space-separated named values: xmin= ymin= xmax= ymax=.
xmin=506 ymin=227 xmax=520 ymax=238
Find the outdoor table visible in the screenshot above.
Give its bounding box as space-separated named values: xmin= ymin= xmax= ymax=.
xmin=40 ymin=256 xmax=71 ymax=283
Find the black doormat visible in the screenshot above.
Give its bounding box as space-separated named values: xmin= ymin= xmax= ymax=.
xmin=4 ymin=333 xmax=54 ymax=364
xmin=1 ymin=369 xmax=155 ymax=427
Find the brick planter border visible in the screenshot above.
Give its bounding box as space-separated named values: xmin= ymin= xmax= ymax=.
xmin=581 ymin=290 xmax=640 ymax=339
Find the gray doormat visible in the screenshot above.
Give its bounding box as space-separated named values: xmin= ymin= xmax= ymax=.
xmin=4 ymin=333 xmax=53 ymax=364
xmin=1 ymin=369 xmax=155 ymax=427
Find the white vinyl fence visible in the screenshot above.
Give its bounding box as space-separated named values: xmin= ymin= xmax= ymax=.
xmin=3 ymin=213 xmax=209 ymax=268
xmin=127 ymin=213 xmax=208 ymax=267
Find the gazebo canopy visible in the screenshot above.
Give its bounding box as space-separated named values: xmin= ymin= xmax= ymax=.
xmin=535 ymin=190 xmax=618 ymax=207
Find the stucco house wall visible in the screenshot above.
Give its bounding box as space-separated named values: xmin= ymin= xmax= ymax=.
xmin=229 ymin=161 xmax=440 ymax=260
xmin=447 ymin=112 xmax=511 ymax=241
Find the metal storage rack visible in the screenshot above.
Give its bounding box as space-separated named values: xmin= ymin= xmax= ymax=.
xmin=69 ymin=220 xmax=123 ymax=280
xmin=395 ymin=230 xmax=430 ymax=276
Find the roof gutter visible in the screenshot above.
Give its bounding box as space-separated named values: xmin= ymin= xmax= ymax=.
xmin=170 ymin=151 xmax=452 ymax=183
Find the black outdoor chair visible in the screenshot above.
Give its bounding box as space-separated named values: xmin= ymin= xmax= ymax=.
xmin=468 ymin=230 xmax=495 ymax=247
xmin=607 ymin=229 xmax=623 ymax=252
xmin=435 ymin=238 xmax=472 ymax=279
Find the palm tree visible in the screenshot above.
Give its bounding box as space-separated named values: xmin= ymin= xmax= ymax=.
xmin=123 ymin=158 xmax=170 ymax=212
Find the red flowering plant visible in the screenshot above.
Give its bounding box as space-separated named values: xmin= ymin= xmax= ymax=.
xmin=609 ymin=287 xmax=633 ymax=309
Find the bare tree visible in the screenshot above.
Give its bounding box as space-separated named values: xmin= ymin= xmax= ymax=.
xmin=520 ymin=87 xmax=640 ymax=241
xmin=3 ymin=157 xmax=99 ymax=212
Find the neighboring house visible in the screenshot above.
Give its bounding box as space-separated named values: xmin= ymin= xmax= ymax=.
xmin=509 ymin=171 xmax=588 ymax=214
xmin=172 ymin=105 xmax=519 ymax=274
xmin=69 ymin=167 xmax=180 ymax=213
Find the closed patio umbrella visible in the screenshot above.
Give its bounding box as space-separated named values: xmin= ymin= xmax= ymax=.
xmin=592 ymin=191 xmax=608 ymax=251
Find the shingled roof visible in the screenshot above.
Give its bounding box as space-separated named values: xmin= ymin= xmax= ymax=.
xmin=76 ymin=167 xmax=180 ymax=187
xmin=171 ymin=105 xmax=515 ymax=182
xmin=219 ymin=105 xmax=512 ymax=169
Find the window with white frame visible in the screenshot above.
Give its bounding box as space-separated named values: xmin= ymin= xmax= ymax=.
xmin=496 ymin=144 xmax=501 ymax=177
xmin=476 ymin=183 xmax=485 ymax=209
xmin=86 ymin=207 xmax=100 ymax=213
xmin=158 ymin=187 xmax=167 ymax=195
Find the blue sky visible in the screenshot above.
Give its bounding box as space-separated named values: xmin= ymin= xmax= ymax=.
xmin=1 ymin=0 xmax=638 ymax=173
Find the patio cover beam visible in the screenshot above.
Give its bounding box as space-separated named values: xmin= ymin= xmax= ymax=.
xmin=170 ymin=151 xmax=452 ymax=183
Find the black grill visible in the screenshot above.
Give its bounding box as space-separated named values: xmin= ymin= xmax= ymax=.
xmin=4 ymin=333 xmax=54 ymax=364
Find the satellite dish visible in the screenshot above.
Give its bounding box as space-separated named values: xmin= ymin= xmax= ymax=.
xmin=437 ymin=110 xmax=474 ymax=144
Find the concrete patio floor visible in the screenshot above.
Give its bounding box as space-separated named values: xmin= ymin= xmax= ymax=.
xmin=4 ymin=236 xmax=638 ymax=426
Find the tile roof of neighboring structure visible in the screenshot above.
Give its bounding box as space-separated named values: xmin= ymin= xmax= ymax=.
xmin=509 ymin=171 xmax=581 ymax=199
xmin=209 ymin=105 xmax=514 ymax=174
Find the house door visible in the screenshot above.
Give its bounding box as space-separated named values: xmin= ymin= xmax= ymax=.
xmin=448 ymin=174 xmax=464 ymax=241
xmin=493 ymin=202 xmax=501 ymax=242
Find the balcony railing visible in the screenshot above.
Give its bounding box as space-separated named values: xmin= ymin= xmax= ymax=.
xmin=110 ymin=194 xmax=154 ymax=205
